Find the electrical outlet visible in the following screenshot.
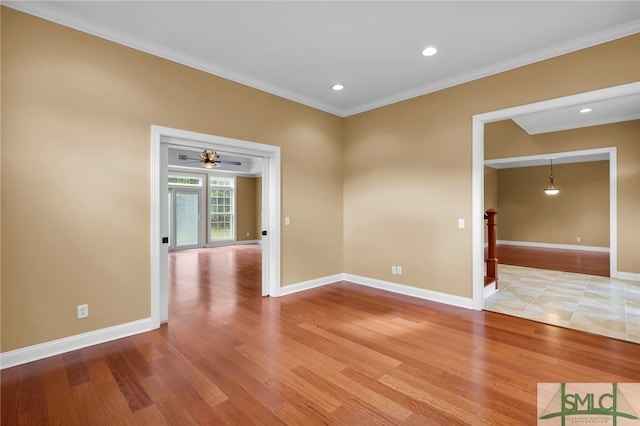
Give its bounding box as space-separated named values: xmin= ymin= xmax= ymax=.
xmin=246 ymin=232 xmax=250 ymax=237
xmin=77 ymin=304 xmax=89 ymax=319
xmin=397 ymin=266 xmax=403 ymax=275
xmin=458 ymin=218 xmax=465 ymax=229
xmin=391 ymin=266 xmax=397 ymax=275
xmin=576 ymin=236 xmax=581 ymax=242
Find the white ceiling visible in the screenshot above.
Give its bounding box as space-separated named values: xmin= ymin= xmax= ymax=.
xmin=6 ymin=1 xmax=640 ymax=119
xmin=513 ymin=92 xmax=640 ymax=135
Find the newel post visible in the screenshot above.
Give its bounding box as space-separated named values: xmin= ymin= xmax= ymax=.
xmin=484 ymin=208 xmax=498 ymax=285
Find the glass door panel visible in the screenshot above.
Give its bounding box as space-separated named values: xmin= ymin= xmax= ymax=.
xmin=174 ymin=190 xmax=200 ymax=248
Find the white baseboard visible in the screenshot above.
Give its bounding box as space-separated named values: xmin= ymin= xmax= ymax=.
xmin=344 ymin=274 xmax=473 ymax=310
xmin=484 ymin=282 xmax=498 ymax=298
xmin=0 ymin=318 xmax=156 ymax=370
xmin=497 ymin=240 xmax=609 ymax=253
xmin=205 ymin=239 xmax=261 ymax=248
xmin=279 ymin=272 xmax=473 ymax=310
xmin=278 ymin=274 xmax=345 ymax=296
xmin=234 ymin=239 xmax=261 ymax=245
xmin=614 ymin=271 xmax=640 ymax=282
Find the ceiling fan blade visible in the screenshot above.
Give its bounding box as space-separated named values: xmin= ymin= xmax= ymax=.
xmin=214 ymin=160 xmax=242 ymax=166
xmin=178 ymin=154 xmax=241 ymax=166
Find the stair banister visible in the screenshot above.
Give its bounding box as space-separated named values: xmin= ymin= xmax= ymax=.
xmin=484 ymin=208 xmax=498 ymax=287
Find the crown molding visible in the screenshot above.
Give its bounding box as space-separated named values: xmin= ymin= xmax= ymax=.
xmin=2 ymin=1 xmax=344 ymax=117
xmin=341 ymin=21 xmax=640 ymax=116
xmin=4 ymin=2 xmax=638 ymax=118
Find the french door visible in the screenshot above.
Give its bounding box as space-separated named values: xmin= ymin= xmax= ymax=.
xmin=168 ymin=189 xmax=201 ymax=250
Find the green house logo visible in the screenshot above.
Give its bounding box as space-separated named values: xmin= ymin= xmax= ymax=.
xmin=539 ymin=383 xmax=639 ymax=425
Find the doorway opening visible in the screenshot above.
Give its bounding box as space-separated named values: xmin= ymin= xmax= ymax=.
xmin=472 ymin=83 xmax=640 ymax=343
xmin=150 ymin=126 xmax=281 ymax=327
xmin=472 ymin=82 xmax=638 ymax=310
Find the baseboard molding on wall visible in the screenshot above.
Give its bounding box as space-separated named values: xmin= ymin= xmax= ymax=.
xmin=234 ymin=239 xmax=261 ymax=245
xmin=280 ymin=273 xmax=473 ymax=310
xmin=614 ymin=271 xmax=640 ymax=282
xmin=344 ymin=274 xmax=474 ymax=310
xmin=206 ymin=239 xmax=261 ymax=248
xmin=484 ymin=282 xmax=498 ymax=298
xmin=497 ymin=240 xmax=609 ymax=253
xmin=279 ymin=274 xmax=345 ymax=296
xmin=0 ymin=318 xmax=155 ymax=370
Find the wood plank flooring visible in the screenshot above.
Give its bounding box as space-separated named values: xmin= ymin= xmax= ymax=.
xmin=495 ymin=244 xmax=610 ymax=277
xmin=3 ymin=244 xmax=638 ymax=425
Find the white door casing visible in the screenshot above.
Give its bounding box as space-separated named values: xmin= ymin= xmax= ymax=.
xmin=150 ymin=125 xmax=281 ymax=326
xmin=471 ymin=82 xmax=638 ymax=311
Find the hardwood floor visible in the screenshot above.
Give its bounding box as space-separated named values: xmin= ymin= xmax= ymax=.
xmin=3 ymin=245 xmax=638 ymax=425
xmin=495 ymin=244 xmax=610 ymax=277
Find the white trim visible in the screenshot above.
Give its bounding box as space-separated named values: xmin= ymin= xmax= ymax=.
xmin=2 ymin=1 xmax=340 ymax=117
xmin=485 ymin=151 xmax=609 ymax=169
xmin=484 ymin=282 xmax=498 ymax=299
xmin=497 ymin=240 xmax=610 ymax=253
xmin=150 ymin=126 xmax=163 ymax=328
xmin=616 ymin=272 xmax=640 ymax=282
xmin=341 ymin=22 xmax=640 ymax=116
xmin=279 ymin=273 xmax=474 ymax=310
xmin=233 ymin=240 xmax=262 ymax=246
xmin=0 ymin=318 xmax=154 ymax=370
xmin=4 ymin=1 xmax=637 ymax=118
xmin=344 ymin=274 xmax=473 ymax=310
xmin=472 ymin=112 xmax=485 ymax=310
xmin=279 ymin=274 xmax=345 ymax=296
xmin=609 ymin=148 xmax=618 ymax=278
xmin=472 ymin=82 xmax=639 ymax=312
xmin=169 ymin=240 xmax=262 ymax=251
xmin=261 ymin=155 xmax=281 ymax=297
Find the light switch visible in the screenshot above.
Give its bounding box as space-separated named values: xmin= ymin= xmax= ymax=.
xmin=285 ymin=216 xmax=291 ymax=226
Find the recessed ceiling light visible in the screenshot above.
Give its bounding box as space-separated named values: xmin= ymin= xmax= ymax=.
xmin=331 ymin=84 xmax=344 ymax=91
xmin=580 ymin=108 xmax=592 ymax=113
xmin=421 ymin=46 xmax=438 ymax=57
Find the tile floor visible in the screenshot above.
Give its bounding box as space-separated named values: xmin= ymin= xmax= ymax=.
xmin=484 ymin=264 xmax=640 ymax=344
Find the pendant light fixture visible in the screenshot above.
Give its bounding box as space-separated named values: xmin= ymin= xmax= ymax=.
xmin=544 ymin=159 xmax=560 ymax=195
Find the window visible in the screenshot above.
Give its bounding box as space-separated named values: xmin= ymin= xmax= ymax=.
xmin=168 ymin=175 xmax=203 ymax=186
xmin=209 ymin=177 xmax=234 ymax=241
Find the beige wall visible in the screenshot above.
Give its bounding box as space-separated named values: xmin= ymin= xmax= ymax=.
xmin=486 ymin=119 xmax=639 ymax=273
xmin=484 ymin=166 xmax=498 ymax=243
xmin=496 ymin=161 xmax=609 ymax=247
xmin=343 ymin=34 xmax=639 ymax=298
xmin=484 ymin=166 xmax=498 ymax=211
xmin=1 ymin=9 xmax=343 ymax=351
xmin=236 ymin=176 xmax=259 ymax=241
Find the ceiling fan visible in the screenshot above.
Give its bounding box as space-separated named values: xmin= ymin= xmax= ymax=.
xmin=178 ymin=150 xmax=242 ymax=169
